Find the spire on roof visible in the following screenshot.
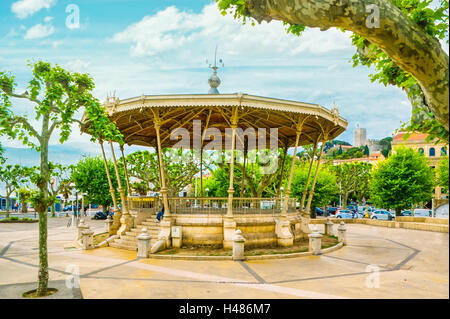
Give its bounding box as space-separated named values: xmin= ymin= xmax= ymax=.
xmin=207 ymin=45 xmax=224 ymax=94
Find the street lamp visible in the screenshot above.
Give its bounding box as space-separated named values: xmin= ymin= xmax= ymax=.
xmin=205 ymin=188 xmax=209 ymax=197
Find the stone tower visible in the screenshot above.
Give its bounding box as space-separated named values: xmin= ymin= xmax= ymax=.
xmin=354 ymin=124 xmax=367 ymax=147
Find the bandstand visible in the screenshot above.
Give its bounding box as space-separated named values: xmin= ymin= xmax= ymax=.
xmin=81 ymin=68 xmax=348 ymax=252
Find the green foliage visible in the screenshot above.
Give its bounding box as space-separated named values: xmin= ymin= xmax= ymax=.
xmin=370 ymin=147 xmax=435 ymax=214
xmin=364 ymin=145 xmax=370 ymax=156
xmin=202 ymin=166 xmax=243 ymax=197
xmin=72 ymin=156 xmax=126 ymax=211
xmin=331 ymin=162 xmax=373 ymax=207
xmin=329 ymin=146 xmax=365 ymax=160
xmin=291 ymin=164 xmax=339 ymax=210
xmin=131 ymin=181 xmax=150 ymax=196
xmin=124 ymin=149 xmax=202 ymax=196
xmin=18 ymin=186 xmax=32 ymax=213
xmin=437 ymin=156 xmax=449 ymax=193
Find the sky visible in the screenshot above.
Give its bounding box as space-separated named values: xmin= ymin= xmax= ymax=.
xmin=0 ymin=0 xmax=447 ymax=194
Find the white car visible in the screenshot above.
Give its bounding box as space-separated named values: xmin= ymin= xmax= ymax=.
xmin=370 ymin=210 xmax=394 ymax=220
xmin=413 ymin=209 xmax=432 ymax=217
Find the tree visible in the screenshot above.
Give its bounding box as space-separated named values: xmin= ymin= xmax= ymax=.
xmin=0 ymin=61 xmax=121 ymax=296
xmin=216 ymin=0 xmax=449 ymax=141
xmin=437 ymin=156 xmax=449 ymax=193
xmin=72 ymin=156 xmax=126 ymax=211
xmin=291 ymin=164 xmax=339 ymax=218
xmin=18 ymin=186 xmax=32 ymax=213
xmin=331 ymin=162 xmax=372 ymax=208
xmin=130 ymin=181 xmax=150 ymax=196
xmin=0 ymin=164 xmax=30 ymax=218
xmin=58 ymin=178 xmax=73 ymax=216
xmin=380 ymin=137 xmax=393 ymax=158
xmin=353 ymin=162 xmax=373 ymax=205
xmin=48 ymin=163 xmax=73 ymax=217
xmin=364 ymin=145 xmax=370 ymax=156
xmin=123 ymin=149 xmax=202 ymax=196
xmin=370 ymin=147 xmax=435 ymax=215
xmin=213 ymin=148 xmax=291 ymax=198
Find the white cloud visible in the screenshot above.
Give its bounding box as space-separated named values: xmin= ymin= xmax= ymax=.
xmin=66 ymin=59 xmax=91 ymax=72
xmin=11 ymin=0 xmax=57 ymax=19
xmin=112 ymin=4 xmax=352 ymax=59
xmin=44 ymin=16 xmax=54 ymax=23
xmin=24 ymin=23 xmax=55 ymax=40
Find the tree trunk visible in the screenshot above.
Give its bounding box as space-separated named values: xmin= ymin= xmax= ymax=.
xmin=21 ymin=201 xmax=27 ymax=213
xmin=37 ymin=125 xmax=49 ymax=296
xmin=5 ymin=190 xmax=11 ymax=219
xmin=243 ymin=0 xmax=449 ymax=130
xmin=343 ymin=192 xmax=349 ymax=208
xmin=50 ymin=198 xmax=56 ymax=218
xmin=395 ymin=208 xmax=402 ymax=217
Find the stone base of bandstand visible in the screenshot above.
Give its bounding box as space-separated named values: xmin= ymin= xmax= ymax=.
xmin=107 ymin=210 xmax=311 ymax=252
xmin=117 ymin=214 xmax=134 ymax=237
xmin=223 ymin=216 xmax=237 ymax=249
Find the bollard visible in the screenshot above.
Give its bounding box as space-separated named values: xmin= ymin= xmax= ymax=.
xmin=232 ymin=230 xmax=246 ymax=261
xmin=81 ymin=226 xmax=95 ymax=250
xmin=338 ymin=221 xmax=347 ymax=245
xmin=308 ymin=226 xmax=323 ymax=255
xmin=171 ymin=226 xmax=182 ymax=248
xmin=77 ymin=219 xmax=88 ymax=240
xmin=105 ymin=215 xmax=113 ymax=234
xmin=324 ymin=217 xmax=334 ymax=235
xmin=137 ymin=227 xmax=152 ymax=258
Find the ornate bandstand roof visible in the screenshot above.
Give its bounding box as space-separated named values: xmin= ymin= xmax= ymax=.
xmin=81 ymin=92 xmax=347 ymax=149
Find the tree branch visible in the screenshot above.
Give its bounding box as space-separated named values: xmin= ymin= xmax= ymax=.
xmin=9 ymin=91 xmax=41 ymax=105
xmin=243 ymin=0 xmax=449 ymax=130
xmin=10 ymin=116 xmax=41 ymax=141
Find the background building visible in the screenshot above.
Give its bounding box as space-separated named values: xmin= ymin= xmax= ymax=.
xmin=354 ymin=124 xmax=367 ymax=147
xmin=392 ymin=131 xmax=448 ymax=208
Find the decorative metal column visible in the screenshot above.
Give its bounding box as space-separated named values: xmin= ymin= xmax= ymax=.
xmin=119 ymin=144 xmax=132 ymax=196
xmin=223 ymin=107 xmax=239 ymax=249
xmin=304 ymin=140 xmax=326 ymax=216
xmin=154 ymin=120 xmax=170 ymax=219
xmin=226 ymin=108 xmax=238 ymax=217
xmin=300 ymin=138 xmax=319 ymax=215
xmin=99 ymin=139 xmax=120 ymax=234
xmin=281 ymin=122 xmax=304 ymax=218
xmin=109 ymin=140 xmax=133 ymax=235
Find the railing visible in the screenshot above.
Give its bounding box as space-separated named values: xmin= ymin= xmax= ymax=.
xmin=128 ymin=196 xmax=297 ymax=215
xmin=169 ymin=197 xmax=297 ymax=215
xmin=128 ymin=196 xmax=160 ymax=213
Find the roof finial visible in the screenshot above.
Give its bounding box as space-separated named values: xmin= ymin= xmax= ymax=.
xmin=206 ymin=45 xmax=224 ymax=94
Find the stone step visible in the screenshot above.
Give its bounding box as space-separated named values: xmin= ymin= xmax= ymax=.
xmin=120 ymin=235 xmax=138 ymax=242
xmin=141 ymin=221 xmax=163 ymax=227
xmin=109 ymin=242 xmax=137 ymax=251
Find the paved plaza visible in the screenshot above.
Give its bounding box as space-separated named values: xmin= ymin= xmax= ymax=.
xmin=0 ymin=217 xmax=448 ymax=299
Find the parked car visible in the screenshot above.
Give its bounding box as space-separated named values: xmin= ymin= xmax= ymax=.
xmin=413 ymin=209 xmax=432 ymax=217
xmin=92 ymin=211 xmax=114 ymax=220
xmin=370 ymin=210 xmax=394 ymax=220
xmin=335 ymin=209 xmax=353 ymax=219
xmin=401 ymin=210 xmax=413 ymax=216
xmin=315 ymin=207 xmax=325 ymax=216
xmin=326 ymin=207 xmax=338 ymax=215
xmin=63 ymin=205 xmax=81 ymax=212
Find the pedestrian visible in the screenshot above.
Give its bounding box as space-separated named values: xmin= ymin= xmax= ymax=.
xmin=156 ymin=206 xmax=165 ymax=223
